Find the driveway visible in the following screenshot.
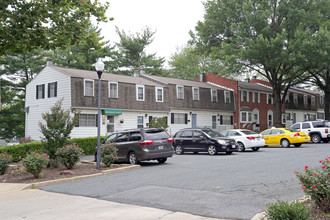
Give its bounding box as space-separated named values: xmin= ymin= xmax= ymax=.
xmin=41 ymin=143 xmax=329 ymax=219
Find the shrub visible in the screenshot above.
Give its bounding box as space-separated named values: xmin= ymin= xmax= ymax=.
xmin=0 ymin=153 xmax=12 ymax=175
xmin=56 ymin=143 xmax=84 ymax=169
xmin=22 ymin=152 xmax=49 ymax=178
xmin=19 ymin=136 xmax=35 ymax=144
xmin=68 ymin=136 xmax=107 ymax=155
xmin=266 ymin=200 xmax=310 ymax=220
xmin=296 ymin=157 xmax=330 ymax=213
xmin=0 ymin=142 xmax=43 ymax=162
xmin=101 ymin=143 xmax=118 ymax=167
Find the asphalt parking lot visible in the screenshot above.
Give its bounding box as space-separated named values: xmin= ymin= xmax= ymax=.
xmin=41 ymin=143 xmax=329 ymax=220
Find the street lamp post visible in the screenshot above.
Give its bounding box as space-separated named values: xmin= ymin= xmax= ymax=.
xmin=95 ymin=59 xmax=104 ymax=169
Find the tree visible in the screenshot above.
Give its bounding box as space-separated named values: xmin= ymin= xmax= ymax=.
xmin=0 ymin=0 xmax=109 ymax=58
xmin=107 ymin=26 xmax=165 ymax=75
xmin=149 ymin=117 xmax=169 ymax=131
xmin=191 ymin=0 xmax=327 ymax=126
xmin=39 ymin=99 xmax=78 ymax=160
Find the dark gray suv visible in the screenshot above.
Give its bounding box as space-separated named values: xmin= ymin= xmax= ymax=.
xmin=95 ymin=128 xmax=174 ymax=164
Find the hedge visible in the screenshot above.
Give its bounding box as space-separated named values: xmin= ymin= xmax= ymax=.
xmin=0 ymin=136 xmax=107 ymax=162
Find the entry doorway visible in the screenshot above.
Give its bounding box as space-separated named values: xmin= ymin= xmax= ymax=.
xmin=192 ymin=114 xmax=197 ymax=128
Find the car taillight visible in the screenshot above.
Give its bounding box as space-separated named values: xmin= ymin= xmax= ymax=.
xmin=167 ymin=137 xmax=174 ymax=143
xmin=326 ymin=129 xmax=328 ymax=134
xmin=139 ymin=140 xmax=154 ymax=145
xmin=294 ymin=133 xmax=300 ymax=137
xmin=246 ymin=137 xmax=255 ymax=140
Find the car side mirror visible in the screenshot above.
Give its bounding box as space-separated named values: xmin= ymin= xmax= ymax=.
xmin=199 ymin=136 xmax=204 ymax=139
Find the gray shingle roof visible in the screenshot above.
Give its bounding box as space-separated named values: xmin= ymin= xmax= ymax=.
xmin=239 ymin=81 xmax=273 ymax=92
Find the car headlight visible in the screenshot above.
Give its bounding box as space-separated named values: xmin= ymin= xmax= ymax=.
xmin=217 ymin=140 xmax=226 ymax=145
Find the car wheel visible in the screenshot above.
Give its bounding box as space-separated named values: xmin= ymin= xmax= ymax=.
xmin=311 ymin=134 xmax=321 ymax=143
xmin=208 ymin=145 xmax=217 ymax=155
xmin=226 ymin=151 xmax=233 ymax=155
xmin=252 ymin=147 xmax=260 ymax=151
xmin=237 ymin=142 xmax=245 ymax=152
xmin=294 ymin=143 xmax=302 ymax=147
xmin=128 ymin=152 xmax=139 ymax=164
xmin=157 ymin=158 xmax=167 ymax=164
xmin=175 ymin=146 xmax=184 ymax=155
xmin=281 ymin=139 xmax=290 ymax=148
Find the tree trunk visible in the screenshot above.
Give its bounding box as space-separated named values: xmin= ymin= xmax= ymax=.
xmin=273 ymin=89 xmax=283 ymax=127
xmin=324 ymin=88 xmax=330 ymax=120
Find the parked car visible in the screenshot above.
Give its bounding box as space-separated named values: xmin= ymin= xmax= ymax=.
xmin=95 ymin=128 xmax=174 ymax=164
xmin=260 ymin=128 xmax=310 ymax=147
xmin=219 ymin=129 xmax=265 ymax=152
xmin=291 ymin=120 xmax=330 ymax=143
xmin=173 ymin=128 xmax=237 ymax=155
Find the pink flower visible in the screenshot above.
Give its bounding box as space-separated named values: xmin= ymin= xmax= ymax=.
xmin=295 ymin=171 xmax=300 ymax=174
xmin=319 ymin=160 xmax=323 ymax=163
xmin=314 ymin=173 xmax=317 ymax=176
xmin=322 ymin=166 xmax=325 ymax=169
xmin=312 ymin=185 xmax=316 ymax=189
xmin=302 ymin=187 xmax=305 ymax=190
xmin=305 ymin=166 xmax=309 ymax=170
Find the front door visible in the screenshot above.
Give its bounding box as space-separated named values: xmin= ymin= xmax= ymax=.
xmin=107 ymin=115 xmax=115 ymax=134
xmin=192 ymin=114 xmax=197 ymax=128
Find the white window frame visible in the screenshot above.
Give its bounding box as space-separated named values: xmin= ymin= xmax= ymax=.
xmin=253 ymin=108 xmax=259 ymax=123
xmin=304 ymin=95 xmax=308 ymax=106
xmin=48 ymin=82 xmax=57 ymax=98
xmin=224 ymin=91 xmax=231 ymax=103
xmin=240 ymin=111 xmax=253 ymax=123
xmin=253 ymin=92 xmax=259 ymax=103
xmin=211 ymin=89 xmax=218 ymax=102
xmin=311 ymin=96 xmax=315 ymax=106
xmin=320 ymin=95 xmax=324 ymax=105
xmin=84 ymin=79 xmax=94 ymax=96
xmin=155 ymin=87 xmax=164 ymax=102
xmin=176 ymin=85 xmax=184 ymax=99
xmin=281 ymin=114 xmax=286 ymax=124
xmin=192 ymin=87 xmax=199 ymax=101
xmin=267 ymin=110 xmax=273 ymax=128
xmin=136 ymin=85 xmax=145 ymax=101
xmin=241 ymin=90 xmax=249 ymax=102
xmin=267 ymin=93 xmax=273 ymax=104
xmin=137 ymin=116 xmax=144 ymax=128
xmin=108 ymin=82 xmax=118 ymax=98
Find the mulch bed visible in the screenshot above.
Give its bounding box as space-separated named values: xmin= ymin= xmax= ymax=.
xmin=0 ymin=162 xmax=128 ymax=184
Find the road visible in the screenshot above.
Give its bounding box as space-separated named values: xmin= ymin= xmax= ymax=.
xmin=40 ymin=143 xmax=329 ymax=220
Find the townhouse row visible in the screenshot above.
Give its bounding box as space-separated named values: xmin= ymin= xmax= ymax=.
xmin=25 ymin=61 xmax=326 ymax=140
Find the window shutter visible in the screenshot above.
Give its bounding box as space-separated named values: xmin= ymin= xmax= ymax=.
xmin=185 ymin=114 xmax=188 ymax=124
xmin=231 ymin=116 xmax=233 ymax=125
xmin=54 ymin=82 xmax=57 ymax=97
xmin=48 ymin=83 xmax=50 ymax=98
xmin=149 ymin=116 xmax=153 ymax=123
xmin=171 ymin=113 xmax=174 ymax=124
xmin=164 ymin=116 xmax=168 ymax=125
xmin=75 ymin=114 xmax=79 ymax=127
xmin=96 ymin=114 xmax=98 ymax=127
xmin=220 ymin=115 xmax=223 ymax=125
xmin=36 ymin=85 xmax=39 ymax=99
xmin=42 ymin=84 xmax=45 ymax=98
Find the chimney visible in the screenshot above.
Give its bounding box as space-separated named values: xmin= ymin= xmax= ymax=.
xmin=46 ymin=58 xmax=53 ymax=66
xmin=200 ymin=73 xmax=205 ymax=82
xmin=133 ymin=70 xmax=140 ymax=77
xmin=140 ymin=68 xmax=145 ymax=75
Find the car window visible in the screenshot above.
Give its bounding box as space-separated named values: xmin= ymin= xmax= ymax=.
xmin=193 ymin=130 xmax=203 ymax=138
xmin=285 ymin=128 xmax=299 ymax=132
xmin=130 ymin=131 xmax=142 ymax=141
xmin=261 ymin=130 xmax=272 ymax=135
xmin=228 ymin=131 xmax=241 ymax=136
xmin=302 ymin=123 xmax=311 ymax=129
xmin=145 ymin=130 xmax=170 ymax=140
xmin=104 ymin=133 xmax=117 ymax=143
xmin=174 ymin=131 xmax=182 ymax=138
xmin=116 ymin=133 xmax=129 ymax=142
xmin=180 ymin=130 xmax=193 ymax=138
xmin=291 ymin=124 xmax=300 ymax=129
xmin=240 ymin=130 xmax=257 ymax=135
xmin=271 ymin=129 xmax=284 ymax=135
xmin=202 ymin=129 xmax=224 ymax=138
xmin=220 ymin=131 xmax=228 ymax=136
xmin=312 ymin=121 xmax=326 ymax=128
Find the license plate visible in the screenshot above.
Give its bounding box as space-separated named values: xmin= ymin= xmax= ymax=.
xmin=232 ymin=145 xmax=236 ymax=148
xmin=158 ymin=146 xmax=163 ymax=150
xmin=305 ymin=138 xmax=308 ymax=140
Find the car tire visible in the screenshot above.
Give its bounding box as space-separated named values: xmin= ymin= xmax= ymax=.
xmin=175 ymin=146 xmax=184 ymax=155
xmin=281 ymin=139 xmax=290 ymax=148
xmin=226 ymin=151 xmax=233 ymax=155
xmin=252 ymin=147 xmax=260 ymax=151
xmin=157 ymin=158 xmax=167 ymax=164
xmin=237 ymin=142 xmax=245 ymax=152
xmin=294 ymin=143 xmax=302 ymax=147
xmin=208 ymin=145 xmax=217 ymax=155
xmin=311 ymin=134 xmax=321 ymax=143
xmin=128 ymin=152 xmax=139 ymax=164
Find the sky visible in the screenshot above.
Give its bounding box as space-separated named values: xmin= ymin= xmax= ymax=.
xmin=99 ymin=0 xmax=205 ymax=66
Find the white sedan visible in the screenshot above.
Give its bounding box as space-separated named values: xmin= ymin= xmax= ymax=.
xmin=219 ymin=129 xmax=265 ymax=152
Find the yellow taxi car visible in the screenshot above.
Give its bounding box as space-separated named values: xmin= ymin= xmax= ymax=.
xmin=260 ymin=128 xmax=310 ymax=147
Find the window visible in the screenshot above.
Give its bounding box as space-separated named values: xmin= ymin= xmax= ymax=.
xmin=241 ymin=111 xmax=252 ymax=123
xmin=253 ymin=92 xmax=259 ymax=103
xmin=285 ymin=93 xmax=290 ymax=103
xmin=176 ymin=85 xmax=184 ymax=99
xmin=309 ymin=114 xmax=316 ymax=121
xmin=211 ymin=89 xmax=218 ymax=102
xmin=317 ymin=112 xmax=325 ymax=120
xmin=212 ymin=115 xmax=217 ymax=129
xmin=84 ymin=79 xmax=94 ymax=96
xmin=242 ymin=90 xmax=248 ymax=102
xmin=224 ymin=91 xmax=231 ymax=103
xmin=36 ymin=84 xmax=45 ymax=99
xmin=261 ymin=130 xmax=272 ymax=135
xmin=304 ymin=95 xmax=308 ymax=106
xmin=220 ymin=115 xmax=233 ymax=125
xmin=291 ymin=124 xmax=300 ymax=129
xmin=48 ymin=82 xmax=57 ymax=98
xmin=108 ymin=82 xmax=118 ymax=98
xmin=107 ymin=116 xmax=114 ymax=133
xmin=137 ymin=116 xmax=144 ymax=128
xmin=267 ymin=94 xmax=273 ymax=104
xmin=267 ymin=110 xmax=273 ymax=127
xmin=155 ymin=87 xmax=163 ymax=102
xmin=171 ymin=113 xmax=187 ymax=124
xmin=320 ymin=96 xmax=324 ymax=105
xmin=104 ymin=133 xmax=117 ymax=143
xmin=193 ymin=130 xmax=203 ymax=138
xmin=311 ymin=96 xmax=315 ymax=106
xmin=181 ymin=130 xmax=193 ymax=138
xmin=130 ymin=131 xmax=142 ymax=141
xmin=77 ymin=114 xmax=97 ymax=127
xmin=302 ymin=123 xmax=311 ymax=129
xmin=136 ymin=85 xmax=145 ymax=101
xmin=304 ymin=113 xmax=309 ymax=121
xmin=293 ymin=93 xmax=298 ymax=104
xmin=228 ymin=131 xmax=241 ymax=136
xmin=281 ymin=114 xmax=286 ymax=124
xmin=192 ymin=87 xmax=199 ymax=100
xmin=116 ymin=133 xmax=129 ymax=142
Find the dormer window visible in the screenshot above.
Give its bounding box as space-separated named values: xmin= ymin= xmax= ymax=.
xmin=84 ymin=79 xmax=94 ymax=96
xmin=176 ymin=85 xmax=184 ymax=99
xmin=136 ymin=85 xmax=145 ymax=101
xmin=211 ymin=89 xmax=218 ymax=102
xmin=192 ymin=87 xmax=199 ymax=101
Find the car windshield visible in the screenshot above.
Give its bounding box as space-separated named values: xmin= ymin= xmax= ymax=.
xmin=202 ymin=129 xmax=224 ymax=138
xmin=285 ymin=128 xmax=299 ymax=132
xmin=240 ymin=130 xmax=257 ymax=135
xmin=145 ymin=130 xmax=170 ymax=140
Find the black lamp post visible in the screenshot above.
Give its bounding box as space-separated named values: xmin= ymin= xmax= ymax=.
xmin=95 ymin=59 xmax=104 ymax=169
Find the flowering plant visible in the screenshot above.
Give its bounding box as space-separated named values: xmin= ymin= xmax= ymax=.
xmin=296 ymin=157 xmax=330 ymax=213
xmin=22 ymin=152 xmax=49 ymax=178
xmin=101 ymin=143 xmax=118 ymax=167
xmin=56 ymin=143 xmax=84 ymax=169
xmin=0 ymin=153 xmax=13 ymax=175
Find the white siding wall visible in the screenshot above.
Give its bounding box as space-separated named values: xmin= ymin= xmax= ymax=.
xmin=25 ymin=67 xmax=71 ymax=140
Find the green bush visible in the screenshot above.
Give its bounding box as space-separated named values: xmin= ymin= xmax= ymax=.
xmin=0 ymin=142 xmax=43 ymax=162
xmin=22 ymin=152 xmax=49 ymax=178
xmin=266 ymin=200 xmax=310 ymax=220
xmin=56 ymin=143 xmax=84 ymax=169
xmin=0 ymin=153 xmax=12 ymax=175
xmin=296 ymin=157 xmax=330 ymax=213
xmin=68 ymin=136 xmax=107 ymax=155
xmin=101 ymin=143 xmax=118 ymax=167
